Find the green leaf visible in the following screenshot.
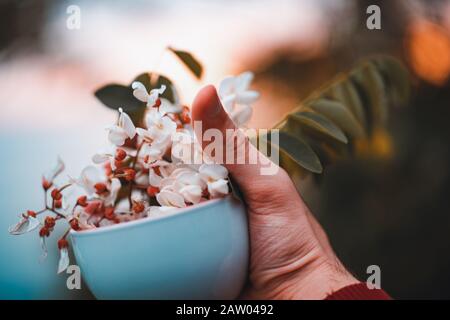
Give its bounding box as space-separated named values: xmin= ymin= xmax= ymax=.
xmin=352 ymin=61 xmax=388 ymax=127
xmin=289 ymin=111 xmax=348 ymax=144
xmin=327 ymin=80 xmax=367 ymax=130
xmin=94 ymin=84 xmax=143 ymax=111
xmin=132 ymin=72 xmax=178 ymax=104
xmin=307 ymin=98 xmax=365 ymax=139
xmin=372 ymin=56 xmax=410 ymax=107
xmin=269 ymin=56 xmax=410 ymax=180
xmin=168 ymin=47 xmax=203 ymax=79
xmin=260 ymin=130 xmax=323 ymax=174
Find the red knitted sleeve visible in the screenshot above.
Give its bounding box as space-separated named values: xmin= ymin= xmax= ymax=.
xmin=325 ymin=283 xmax=392 ymax=300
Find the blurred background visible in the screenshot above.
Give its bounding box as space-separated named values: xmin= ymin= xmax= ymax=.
xmin=1 ymin=0 xmax=449 ymax=299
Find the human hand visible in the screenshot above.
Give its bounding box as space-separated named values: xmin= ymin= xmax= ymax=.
xmin=192 ymin=85 xmax=359 ymax=300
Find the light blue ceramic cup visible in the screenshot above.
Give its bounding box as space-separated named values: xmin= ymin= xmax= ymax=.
xmin=70 ymin=196 xmax=249 ymax=299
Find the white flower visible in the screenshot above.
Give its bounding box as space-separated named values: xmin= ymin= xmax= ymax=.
xmin=8 ymin=215 xmax=40 ymax=235
xmin=171 ymin=130 xmax=203 ymax=165
xmin=92 ymin=145 xmax=117 ymax=170
xmin=40 ymin=237 xmax=48 ymax=262
xmin=156 ymin=190 xmax=186 ymax=208
xmin=149 ymin=168 xmax=163 ymax=188
xmin=43 ymin=156 xmax=65 ymax=183
xmin=136 ymin=109 xmax=177 ymax=146
xmin=57 ymin=247 xmax=70 ymax=274
xmin=59 ymin=190 xmax=81 ymax=218
xmin=131 ymin=81 xmax=166 ymax=107
xmin=74 ymin=210 xmax=96 ymax=230
xmin=140 ymin=143 xmax=166 ymax=166
xmin=104 ymin=178 xmax=121 ymax=206
xmin=71 ymin=166 xmax=106 ymax=195
xmin=206 ymin=179 xmax=229 ymax=198
xmin=219 ymin=72 xmax=259 ymax=110
xmin=171 ymin=167 xmax=205 ymax=188
xmin=148 ymin=205 xmax=176 ymax=216
xmin=159 ymin=98 xmax=182 ymax=115
xmin=218 ymin=71 xmax=259 ymax=127
xmin=148 ymin=160 xmax=174 ymax=188
xmin=134 ymin=171 xmax=149 ymax=186
xmin=156 ymin=167 xmax=206 ymax=204
xmin=199 ymin=164 xmax=229 ymax=198
xmin=230 ymin=105 xmax=253 ymax=128
xmin=106 ymin=108 xmax=136 ymax=146
xmin=178 ymin=184 xmax=202 ymax=204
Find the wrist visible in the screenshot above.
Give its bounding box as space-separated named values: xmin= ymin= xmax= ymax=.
xmin=287 ymin=258 xmax=360 ymax=300
xmin=261 ymin=253 xmax=359 ymax=300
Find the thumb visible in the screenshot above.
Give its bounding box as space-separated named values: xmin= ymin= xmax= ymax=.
xmin=192 ymin=85 xmax=280 ymax=196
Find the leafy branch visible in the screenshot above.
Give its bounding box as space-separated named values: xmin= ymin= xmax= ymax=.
xmin=259 ymin=56 xmax=411 ymax=177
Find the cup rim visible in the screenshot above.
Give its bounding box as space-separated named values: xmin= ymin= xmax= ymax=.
xmin=70 ymin=196 xmax=233 ymax=238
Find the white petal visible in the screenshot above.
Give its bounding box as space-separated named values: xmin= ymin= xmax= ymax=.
xmin=199 ymin=164 xmax=229 ymax=181
xmin=28 ymin=216 xmax=41 ymax=232
xmin=131 ymin=81 xmax=149 ymax=102
xmin=161 ymin=116 xmax=177 ymax=134
xmin=78 ymin=166 xmax=105 ymax=195
xmin=208 ymin=179 xmax=229 ymax=198
xmin=159 ymin=177 xmax=177 ymax=189
xmin=231 ymin=105 xmax=253 ymax=127
xmin=57 ymin=248 xmax=70 ymax=274
xmin=222 ymin=94 xmax=236 ymax=112
xmin=77 ymin=212 xmax=96 ymax=230
xmin=40 ymin=237 xmax=48 ymax=262
xmin=141 ymin=145 xmax=165 ymax=165
xmin=236 ymin=90 xmax=259 ymax=105
xmin=147 ymin=92 xmax=158 ymax=107
xmin=8 ymin=216 xmax=40 ymax=235
xmin=170 ymin=132 xmax=200 ymax=164
xmin=153 ymin=84 xmax=167 ymax=95
xmin=156 ymin=190 xmax=186 ymax=208
xmin=136 ymin=127 xmax=153 ymax=142
xmin=179 ymin=185 xmax=202 ymax=204
xmin=107 ymin=125 xmax=127 ymax=146
xmin=61 ymin=195 xmax=72 ymax=214
xmin=146 ymin=85 xmax=166 ymax=107
xmin=218 ymin=76 xmax=235 ymax=97
xmin=149 ymin=205 xmax=176 ymax=216
xmin=151 ymin=159 xmax=172 ymax=167
xmin=235 ymin=71 xmax=254 ymax=92
xmin=110 ymin=157 xmax=117 ymax=171
xmin=159 ymin=99 xmax=182 ymax=115
xmin=146 ymin=108 xmax=162 ymax=127
xmin=104 ymin=178 xmax=121 ymax=206
xmin=134 ymin=172 xmax=149 ymax=185
xmin=119 ymin=110 xmax=136 ymax=139
xmin=157 ymin=162 xmax=175 ymax=178
xmin=170 ymin=167 xmax=195 ymax=178
xmin=8 ymin=218 xmax=28 ymax=235
xmin=92 ymin=153 xmax=110 ymax=164
xmin=177 ymin=171 xmax=205 ymax=188
xmin=149 ymin=169 xmax=162 ymax=187
xmin=44 ymin=156 xmax=65 ymax=183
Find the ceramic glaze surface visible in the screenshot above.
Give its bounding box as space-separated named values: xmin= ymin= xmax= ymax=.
xmin=70 ymin=196 xmax=249 ymax=299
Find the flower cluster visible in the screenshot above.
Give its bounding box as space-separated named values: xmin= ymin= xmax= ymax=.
xmin=218 ymin=71 xmax=259 ymax=127
xmin=8 ymin=71 xmax=259 ymax=274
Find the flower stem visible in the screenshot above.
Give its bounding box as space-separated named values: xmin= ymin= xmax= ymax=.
xmin=58 ymin=183 xmax=73 ymax=193
xmin=62 ymin=227 xmax=71 ymax=239
xmin=128 ymin=142 xmax=144 ymax=210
